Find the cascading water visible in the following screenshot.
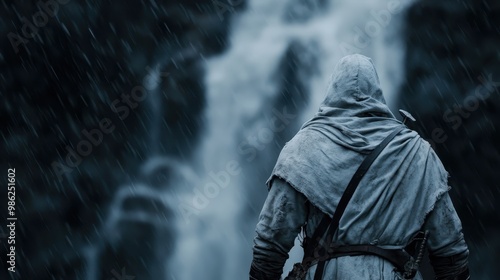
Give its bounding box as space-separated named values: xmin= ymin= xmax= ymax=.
xmin=168 ymin=0 xmax=415 ymax=279
xmin=95 ymin=0 xmax=415 ymax=279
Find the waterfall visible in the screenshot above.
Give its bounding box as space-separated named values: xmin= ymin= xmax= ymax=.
xmin=137 ymin=0 xmax=414 ymax=279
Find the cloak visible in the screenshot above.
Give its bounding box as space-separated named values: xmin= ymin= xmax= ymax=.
xmin=267 ymin=54 xmax=450 ymax=250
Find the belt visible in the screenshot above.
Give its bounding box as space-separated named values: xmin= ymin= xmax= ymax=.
xmin=308 ymin=244 xmax=413 ymax=273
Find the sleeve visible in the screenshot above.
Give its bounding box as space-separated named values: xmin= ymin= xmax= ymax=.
xmin=250 ymin=177 xmax=309 ymax=280
xmin=423 ymin=193 xmax=470 ymax=280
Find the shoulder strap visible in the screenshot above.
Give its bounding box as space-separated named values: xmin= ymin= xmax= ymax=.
xmin=304 ymin=126 xmax=405 ymax=279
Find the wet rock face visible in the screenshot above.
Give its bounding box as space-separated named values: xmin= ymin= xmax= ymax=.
xmin=97 ymin=186 xmax=175 ymax=280
xmin=398 ymin=0 xmax=500 ymax=277
xmin=0 ymin=1 xmax=245 ymax=279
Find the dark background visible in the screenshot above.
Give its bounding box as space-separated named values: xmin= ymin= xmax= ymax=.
xmin=0 ymin=0 xmax=498 ymax=279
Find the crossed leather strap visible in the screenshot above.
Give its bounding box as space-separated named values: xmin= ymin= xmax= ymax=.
xmin=299 ymin=126 xmax=422 ymax=280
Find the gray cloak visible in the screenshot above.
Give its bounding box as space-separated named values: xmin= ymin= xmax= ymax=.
xmin=266 ymin=55 xmax=450 ymax=278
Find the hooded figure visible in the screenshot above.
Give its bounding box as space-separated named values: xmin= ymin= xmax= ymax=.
xmin=250 ymin=55 xmax=469 ymax=280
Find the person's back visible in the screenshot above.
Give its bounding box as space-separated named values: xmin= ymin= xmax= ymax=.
xmin=249 ymin=54 xmax=469 ymax=280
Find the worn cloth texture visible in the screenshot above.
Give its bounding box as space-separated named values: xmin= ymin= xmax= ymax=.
xmin=267 ymin=54 xmax=449 ymax=247
xmin=251 ymin=178 xmax=468 ymax=280
xmin=257 ymin=54 xmax=460 ymax=278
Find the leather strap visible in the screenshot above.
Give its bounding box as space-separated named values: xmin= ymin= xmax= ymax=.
xmin=305 ymin=126 xmax=405 ymax=280
xmin=315 ymin=245 xmax=412 ymax=271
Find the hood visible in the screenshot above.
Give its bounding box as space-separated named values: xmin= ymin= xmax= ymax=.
xmin=267 ymin=56 xmax=449 ymax=248
xmin=320 ymin=54 xmax=393 ymax=118
xmin=301 ymin=54 xmax=401 ymax=154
